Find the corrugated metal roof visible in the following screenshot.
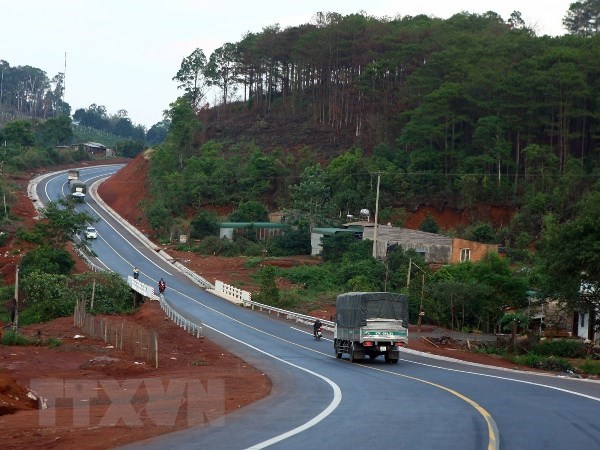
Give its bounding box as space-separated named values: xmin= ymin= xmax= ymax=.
xmin=84 ymin=142 xmax=107 ymax=148
xmin=218 ymin=222 xmax=285 ymax=229
xmin=312 ymin=228 xmax=355 ymax=235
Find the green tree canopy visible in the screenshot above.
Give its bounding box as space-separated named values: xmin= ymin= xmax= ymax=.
xmin=563 ymin=0 xmax=600 ymax=36
xmin=290 ymin=164 xmax=332 ymax=227
xmin=173 ymin=48 xmax=208 ymax=108
xmin=3 ymin=120 xmax=35 ymax=146
xmin=538 ymin=190 xmax=600 ymax=313
xmin=39 ymin=115 xmax=73 ymax=147
xmin=228 ymin=201 xmax=269 ymax=222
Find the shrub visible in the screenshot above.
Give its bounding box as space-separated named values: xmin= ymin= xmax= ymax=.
xmin=47 ymin=337 xmax=63 ymax=348
xmin=245 ymin=257 xmax=264 ymax=269
xmin=468 ymin=222 xmax=497 ymax=243
xmin=69 ymin=271 xmax=134 ymax=314
xmin=18 ymin=297 xmax=76 ymax=324
xmin=283 ymin=264 xmax=338 ymax=292
xmin=419 ymin=214 xmax=439 ymax=233
xmin=577 ymin=359 xmax=600 ymax=375
xmin=321 ymin=233 xmax=357 ymax=263
xmin=195 ymin=236 xmax=238 ymax=255
xmin=20 ymin=246 xmax=75 ymax=277
xmin=228 ymin=201 xmax=269 ymax=222
xmin=531 ymin=339 xmax=583 ymax=358
xmin=1 ymin=331 xmax=35 ymax=346
xmin=254 ymin=266 xmax=280 ymax=306
xmin=190 ymin=210 xmax=219 ymax=239
xmin=510 ymin=354 xmax=573 ymax=372
xmin=267 ymin=225 xmax=311 ymax=256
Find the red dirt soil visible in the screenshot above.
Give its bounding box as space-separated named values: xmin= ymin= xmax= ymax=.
xmin=0 ymin=155 xmax=541 ymax=449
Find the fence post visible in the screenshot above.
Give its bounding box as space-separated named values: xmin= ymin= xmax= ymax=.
xmin=154 ymin=332 xmax=158 ymax=369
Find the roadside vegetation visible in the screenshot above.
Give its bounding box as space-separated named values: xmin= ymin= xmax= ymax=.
xmin=1 ymin=4 xmax=599 ymax=372
xmin=1 ymin=198 xmax=136 ymax=328
xmin=477 ymin=338 xmax=600 ymax=376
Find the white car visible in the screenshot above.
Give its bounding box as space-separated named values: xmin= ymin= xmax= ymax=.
xmin=85 ymin=226 xmax=98 ymax=239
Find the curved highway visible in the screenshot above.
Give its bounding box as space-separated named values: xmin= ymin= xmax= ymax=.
xmin=33 ymin=165 xmax=600 ymax=450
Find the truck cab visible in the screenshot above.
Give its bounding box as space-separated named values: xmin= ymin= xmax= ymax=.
xmin=67 ymin=169 xmax=80 ymax=181
xmin=70 ymin=180 xmax=86 ymax=201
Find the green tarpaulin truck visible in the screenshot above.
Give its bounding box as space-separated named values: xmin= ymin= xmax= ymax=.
xmin=334 ymin=292 xmax=409 ymax=364
xmin=70 ymin=179 xmax=86 ymax=201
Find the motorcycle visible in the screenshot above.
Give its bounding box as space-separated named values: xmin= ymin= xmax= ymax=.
xmin=315 ymin=327 xmax=323 ymax=340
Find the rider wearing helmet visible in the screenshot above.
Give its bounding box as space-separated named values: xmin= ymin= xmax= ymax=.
xmin=158 ymin=278 xmax=166 ymax=294
xmin=313 ymin=318 xmax=322 ymax=338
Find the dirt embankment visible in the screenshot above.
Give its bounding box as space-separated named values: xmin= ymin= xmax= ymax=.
xmin=0 ymin=300 xmax=271 ymax=449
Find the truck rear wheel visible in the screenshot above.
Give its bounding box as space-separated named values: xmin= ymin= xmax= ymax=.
xmin=384 ymin=354 xmax=399 ymax=364
xmin=334 ymin=340 xmax=342 ymax=358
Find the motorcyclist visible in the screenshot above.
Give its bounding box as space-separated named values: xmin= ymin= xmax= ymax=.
xmin=313 ymin=318 xmax=323 ymax=338
xmin=133 ymin=267 xmax=140 ymax=280
xmin=158 ymin=278 xmax=166 ymax=294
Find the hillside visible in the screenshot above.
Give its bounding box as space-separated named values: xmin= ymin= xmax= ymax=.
xmin=101 ymin=151 xmax=514 ymax=233
xmin=97 ymin=151 xmax=151 ymax=231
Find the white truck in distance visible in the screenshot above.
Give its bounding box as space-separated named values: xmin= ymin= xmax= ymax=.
xmin=67 ymin=169 xmax=79 ymax=182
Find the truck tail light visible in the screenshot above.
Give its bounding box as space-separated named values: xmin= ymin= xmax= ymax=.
xmin=395 ymin=342 xmax=405 ymax=347
xmin=363 ymin=341 xmax=373 ymax=347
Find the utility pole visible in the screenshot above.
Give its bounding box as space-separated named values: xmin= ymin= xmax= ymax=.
xmin=90 ymin=277 xmax=96 ymax=311
xmin=63 ymin=52 xmax=67 ymax=108
xmin=372 ymin=173 xmax=380 ymax=259
xmin=1 ymin=140 xmax=7 ymax=217
xmin=407 ymin=259 xmax=426 ymax=332
xmin=14 ymin=266 xmax=19 ymax=330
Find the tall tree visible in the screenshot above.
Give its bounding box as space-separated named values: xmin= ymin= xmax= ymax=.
xmin=563 ymin=0 xmax=600 ymax=36
xmin=290 ymin=164 xmax=332 ymax=227
xmin=537 ymin=190 xmax=600 ymax=339
xmin=173 ymin=48 xmax=208 ymax=109
xmin=165 ymin=97 xmax=202 ymax=170
xmin=204 ymin=43 xmax=238 ymax=105
xmin=39 ymin=115 xmax=73 ymax=146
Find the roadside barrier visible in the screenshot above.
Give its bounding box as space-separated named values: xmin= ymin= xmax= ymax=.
xmin=214 ymin=280 xmax=334 ymax=331
xmin=214 ymin=280 xmax=251 ymax=304
xmin=126 ymin=276 xmax=203 ymax=339
xmin=74 ymin=299 xmax=159 ymax=368
xmin=73 ymin=244 xmax=104 ymax=272
xmin=156 ymin=293 xmax=204 ymax=339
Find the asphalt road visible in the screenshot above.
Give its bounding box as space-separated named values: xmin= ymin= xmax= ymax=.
xmin=33 ymin=165 xmax=600 ymax=450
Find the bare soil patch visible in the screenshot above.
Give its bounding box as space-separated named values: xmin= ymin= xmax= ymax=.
xmin=0 ymin=301 xmax=270 ymax=449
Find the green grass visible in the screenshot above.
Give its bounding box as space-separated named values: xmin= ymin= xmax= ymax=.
xmin=575 ymin=359 xmax=600 ymax=375
xmin=1 ymin=331 xmax=35 ymax=346
xmin=508 ymin=354 xmax=573 ymax=372
xmin=46 ymin=337 xmax=63 ymax=348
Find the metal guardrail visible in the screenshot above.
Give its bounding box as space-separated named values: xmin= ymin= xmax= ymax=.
xmin=241 ymin=297 xmax=335 ymax=331
xmin=171 ymin=260 xmax=214 ymax=290
xmin=73 ymin=245 xmax=104 ymax=272
xmin=126 ymin=276 xmax=203 ymax=339
xmin=212 ymin=279 xmax=334 ymax=331
xmin=156 ymin=293 xmax=204 ymax=338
